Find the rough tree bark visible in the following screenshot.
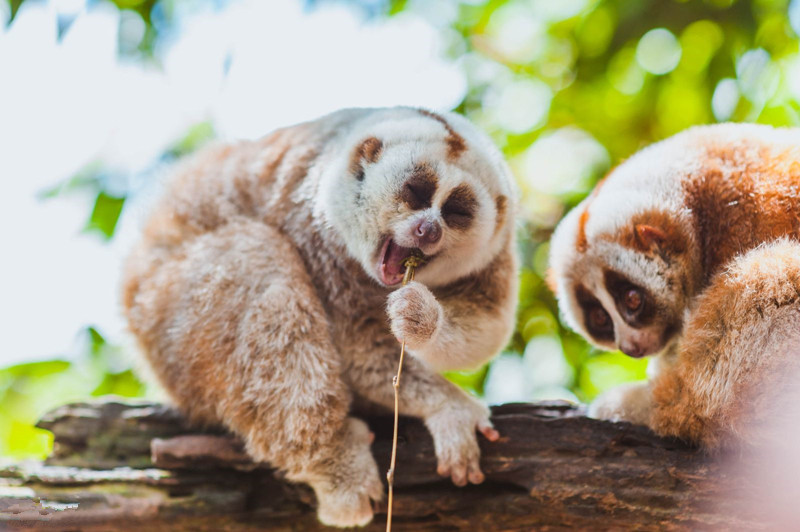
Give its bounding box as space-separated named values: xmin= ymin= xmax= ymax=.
xmin=0 ymin=400 xmax=761 ymax=531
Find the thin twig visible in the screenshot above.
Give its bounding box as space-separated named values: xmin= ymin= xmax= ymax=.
xmin=386 ymin=253 xmax=423 ymax=532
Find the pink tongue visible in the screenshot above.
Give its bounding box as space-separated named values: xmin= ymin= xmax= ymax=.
xmin=384 ymin=241 xmax=411 ymax=282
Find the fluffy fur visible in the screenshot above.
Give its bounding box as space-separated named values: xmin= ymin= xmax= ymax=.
xmin=549 ymin=123 xmax=800 ymax=448
xmin=121 ymin=107 xmax=518 ymax=526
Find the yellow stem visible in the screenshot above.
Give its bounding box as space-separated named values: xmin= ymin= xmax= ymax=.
xmin=386 ymin=255 xmax=421 ymax=532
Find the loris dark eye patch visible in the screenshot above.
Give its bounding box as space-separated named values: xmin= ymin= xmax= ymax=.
xmin=603 ymin=270 xmax=655 ymax=327
xmin=400 ymin=164 xmax=437 ymax=210
xmin=575 ymin=284 xmax=614 ymax=342
xmin=442 ymin=184 xmax=477 ymax=230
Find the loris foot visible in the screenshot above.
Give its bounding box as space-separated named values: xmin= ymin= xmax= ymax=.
xmin=387 ymin=280 xmax=444 ymax=350
xmin=425 ymin=394 xmax=499 ymax=487
xmin=306 ymin=418 xmax=384 ymax=528
xmin=588 ymin=381 xmax=653 ymax=426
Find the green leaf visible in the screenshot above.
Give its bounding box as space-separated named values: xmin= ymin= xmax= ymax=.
xmin=0 ymin=360 xmax=71 ymax=379
xmin=1 ymin=419 xmax=52 ymax=460
xmin=85 ymin=192 xmax=126 ymax=240
xmin=87 ymin=326 xmax=107 ymax=357
xmin=388 ymin=0 xmax=408 ymax=16
xmin=7 ymin=0 xmax=24 ymax=24
xmin=167 ymin=121 xmax=216 ymax=159
xmin=444 ymin=365 xmax=490 ymax=396
xmin=92 ymin=370 xmax=145 ymax=398
xmin=577 ymin=351 xmax=649 ymax=401
xmin=37 ymin=162 xmax=104 ymax=200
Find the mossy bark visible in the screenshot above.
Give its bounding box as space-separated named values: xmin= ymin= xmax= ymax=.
xmin=0 ymin=400 xmax=759 ymax=530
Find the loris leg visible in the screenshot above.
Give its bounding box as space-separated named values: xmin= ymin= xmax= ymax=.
xmin=587 ymin=351 xmax=676 ymax=425
xmin=650 ymin=239 xmax=800 ymax=448
xmin=124 ymin=220 xmax=382 ymax=527
xmin=588 ymin=380 xmax=654 ymax=426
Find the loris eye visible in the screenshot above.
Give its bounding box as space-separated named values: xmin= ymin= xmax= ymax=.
xmin=603 ymin=270 xmax=653 ymax=326
xmin=442 ymin=184 xmax=477 ymax=230
xmin=441 ymin=202 xmax=473 ymax=224
xmin=576 ymin=284 xmax=614 ymax=341
xmin=589 ymin=307 xmax=611 ymax=331
xmin=624 ymin=289 xmax=643 ymax=312
xmin=400 ymin=164 xmax=437 ymax=210
xmin=405 ymin=183 xmax=430 ymax=206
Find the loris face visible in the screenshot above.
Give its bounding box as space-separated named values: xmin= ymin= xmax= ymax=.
xmin=317 ymin=109 xmax=514 ymax=289
xmin=563 ymin=244 xmax=683 ymax=358
xmin=549 ymin=187 xmax=696 ymax=359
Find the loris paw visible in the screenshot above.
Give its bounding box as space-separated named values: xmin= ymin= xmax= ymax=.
xmin=425 ymin=394 xmax=499 ymax=487
xmin=309 ymin=418 xmax=384 ymax=528
xmin=588 ymin=381 xmax=653 ymax=426
xmin=386 ymin=280 xmax=444 ymax=350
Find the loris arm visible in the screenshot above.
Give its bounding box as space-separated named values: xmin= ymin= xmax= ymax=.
xmin=347 ymin=258 xmax=515 ymax=488
xmin=341 ymin=246 xmax=515 ymax=487
xmin=387 ymin=246 xmax=518 ymax=372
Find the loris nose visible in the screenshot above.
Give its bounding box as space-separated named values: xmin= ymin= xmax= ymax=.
xmin=414 ymin=220 xmax=442 ymax=246
xmin=620 ymin=340 xmax=647 ymax=359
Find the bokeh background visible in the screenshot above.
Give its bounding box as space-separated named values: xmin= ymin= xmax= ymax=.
xmin=3 ymin=0 xmax=800 ymax=459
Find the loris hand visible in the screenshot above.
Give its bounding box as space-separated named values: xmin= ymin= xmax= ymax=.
xmin=387 ymin=281 xmax=444 ymax=350
xmin=426 ymin=393 xmax=499 ymax=487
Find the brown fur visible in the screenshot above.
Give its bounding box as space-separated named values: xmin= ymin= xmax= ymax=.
xmin=605 ymin=210 xmax=689 ymax=256
xmin=494 ymin=195 xmax=508 ymax=235
xmin=436 ymin=242 xmax=516 ymax=317
xmin=349 ymin=136 xmax=383 ymax=180
xmin=122 ymin=108 xmax=517 ymax=526
xmin=399 ymin=163 xmax=438 ymax=210
xmin=651 ymin=239 xmax=800 ymax=447
xmin=417 ymin=109 xmax=467 ymax=159
xmin=684 ymin=143 xmax=800 ymax=283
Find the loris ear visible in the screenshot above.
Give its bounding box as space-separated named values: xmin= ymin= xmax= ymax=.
xmin=634 ymin=224 xmax=668 ymax=251
xmin=625 ymin=214 xmax=686 ymax=257
xmin=349 ymin=137 xmax=383 ymax=181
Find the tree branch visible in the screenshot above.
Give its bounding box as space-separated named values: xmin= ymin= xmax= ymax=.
xmin=0 ymin=400 xmax=752 ymax=530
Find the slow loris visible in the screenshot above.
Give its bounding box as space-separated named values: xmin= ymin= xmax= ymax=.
xmin=549 ymin=123 xmax=800 ymax=448
xmin=122 ymin=107 xmax=518 ymax=527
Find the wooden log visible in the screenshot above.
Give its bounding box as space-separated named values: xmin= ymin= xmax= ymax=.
xmin=0 ymin=399 xmax=761 ymax=530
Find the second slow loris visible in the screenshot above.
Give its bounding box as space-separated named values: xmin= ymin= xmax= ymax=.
xmin=122 ymin=107 xmax=518 ymax=527
xmin=549 ymin=123 xmax=800 ymax=448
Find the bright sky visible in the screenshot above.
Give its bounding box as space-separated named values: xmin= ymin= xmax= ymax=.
xmin=0 ymin=0 xmax=466 ymax=365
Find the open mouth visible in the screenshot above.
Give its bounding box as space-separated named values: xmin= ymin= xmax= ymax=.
xmin=378 ymin=238 xmax=424 ymax=286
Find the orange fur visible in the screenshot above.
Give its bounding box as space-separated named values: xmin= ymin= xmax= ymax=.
xmin=576 ymin=208 xmax=590 ymax=253
xmin=573 ymin=170 xmax=613 ymax=254
xmin=651 ymin=239 xmax=800 ymax=447
xmin=611 ymin=210 xmax=690 ymax=256
xmin=684 ymin=143 xmax=800 ymax=282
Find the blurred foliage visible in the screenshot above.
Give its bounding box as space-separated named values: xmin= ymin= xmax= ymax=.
xmin=4 ymin=0 xmax=800 ymax=458
xmin=0 ymin=328 xmax=145 ymax=459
